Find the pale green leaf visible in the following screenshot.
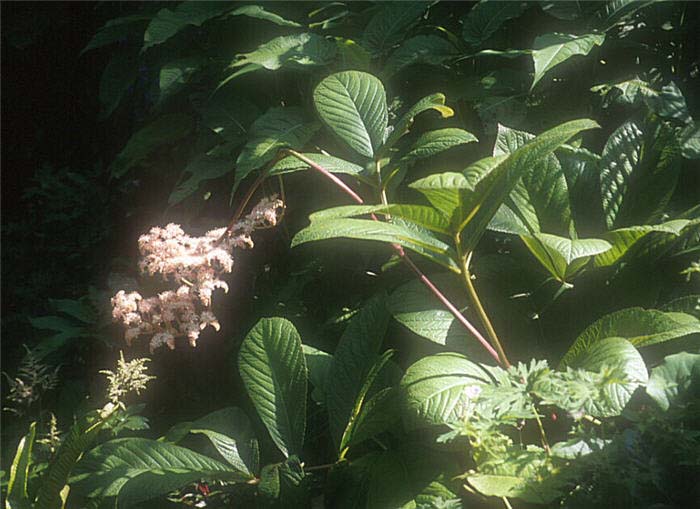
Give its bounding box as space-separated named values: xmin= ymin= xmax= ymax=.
xmin=401 ymin=353 xmax=494 ymax=429
xmin=531 ymin=32 xmax=605 ymax=89
xmin=410 ymin=170 xmax=477 ymax=224
xmin=229 ymin=4 xmax=302 ymax=27
xmin=238 ymin=318 xmax=307 ymax=457
xmin=6 ymin=422 xmax=35 ymax=509
xmin=595 ymin=219 xmax=691 ymax=266
xmin=269 ymin=153 xmax=365 ymax=179
xmin=647 ymin=352 xmax=700 ymax=411
xmin=561 ymin=308 xmax=700 ymax=368
xmin=308 ymin=204 xmax=452 ymax=235
xmin=521 ymin=233 xmax=611 ymax=282
xmin=313 ymin=71 xmax=388 ymax=159
xmin=402 ymin=128 xmax=478 ymax=163
xmin=231 ymin=33 xmax=336 ymax=71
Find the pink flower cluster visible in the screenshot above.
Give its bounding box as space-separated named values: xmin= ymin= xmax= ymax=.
xmin=111 ymin=196 xmax=284 ymax=352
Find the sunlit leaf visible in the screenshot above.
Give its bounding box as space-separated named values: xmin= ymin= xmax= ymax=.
xmin=383 ymin=93 xmax=454 ymax=152
xmin=401 ymin=128 xmax=478 ymax=163
xmin=646 ymin=352 xmax=700 ymax=411
xmin=531 ymin=32 xmax=605 ymax=89
xmin=6 ymin=422 xmax=36 ymax=509
xmin=521 ymin=233 xmax=611 ymax=282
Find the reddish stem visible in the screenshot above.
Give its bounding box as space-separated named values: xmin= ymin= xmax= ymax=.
xmin=283 ymin=149 xmax=502 ymax=365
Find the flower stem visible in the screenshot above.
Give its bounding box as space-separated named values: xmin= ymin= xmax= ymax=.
xmin=284 ymin=149 xmax=502 ymax=365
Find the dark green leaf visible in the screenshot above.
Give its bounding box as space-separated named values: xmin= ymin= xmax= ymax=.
xmin=361 ymin=2 xmax=429 ymax=56
xmin=169 ymin=154 xmax=232 ymax=205
xmin=384 ymin=35 xmax=457 ymax=77
xmin=143 ymin=2 xmax=234 ymax=51
xmin=461 ymin=0 xmax=528 ymax=46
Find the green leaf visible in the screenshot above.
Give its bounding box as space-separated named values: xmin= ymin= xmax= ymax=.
xmin=6 ymin=422 xmax=35 ymax=509
xmin=197 ymin=91 xmax=260 ymax=144
xmin=158 ymin=57 xmax=203 ymax=104
xmin=339 ymin=350 xmax=395 ymax=452
xmin=461 ymin=0 xmax=528 ymax=46
xmin=361 ymin=2 xmax=429 ymax=56
xmin=303 ymin=344 xmax=333 ymax=405
xmin=646 ymin=352 xmax=700 ymax=411
xmin=269 ymin=153 xmax=365 ymax=178
xmin=169 ymin=154 xmax=232 ymax=205
xmin=649 ymin=81 xmax=692 ymax=123
xmin=595 ymin=219 xmax=691 ymax=266
xmin=600 ymin=120 xmax=681 ymax=228
xmin=291 ymin=218 xmax=460 ymax=272
xmin=229 ymin=4 xmax=302 ymax=27
xmin=99 ymin=50 xmax=138 ymax=119
xmin=313 ymin=71 xmax=388 ymax=159
xmin=402 ymin=128 xmax=478 ymax=163
xmin=143 ymin=2 xmax=234 ymax=51
xmin=341 ymin=387 xmax=400 ymax=451
xmin=231 ymin=33 xmax=336 ymax=71
xmin=591 ymin=77 xmax=658 ymax=107
xmin=521 ymin=233 xmax=611 ymax=282
xmin=109 ymin=114 xmax=193 ymax=178
xmin=36 ymin=412 xmax=108 ymax=509
xmin=73 ymin=438 xmax=240 ymax=508
xmin=661 ymin=295 xmax=700 ymax=319
xmin=383 ymin=93 xmax=454 ymax=152
xmin=572 ymin=337 xmax=648 ymax=417
xmin=531 ymin=32 xmax=605 ymax=89
xmin=234 ymin=107 xmax=319 ymax=191
xmin=326 ymin=295 xmax=390 ymax=446
xmin=561 ymin=308 xmax=700 ymax=368
xmin=410 ymin=170 xmax=477 ymax=226
xmin=308 ymin=204 xmax=452 ymax=235
xmin=238 ymin=318 xmax=307 ymax=457
xmin=494 ymin=124 xmax=572 ymax=235
xmin=460 ymin=119 xmax=600 ymax=251
xmin=401 ymin=353 xmax=494 ymax=429
xmin=680 ymin=121 xmax=700 ymax=159
xmin=384 ymin=35 xmax=458 ymax=77
xmin=82 ymin=15 xmax=151 ymax=54
xmin=387 ymin=273 xmax=469 ymax=346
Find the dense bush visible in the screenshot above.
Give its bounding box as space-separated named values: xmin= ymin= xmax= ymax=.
xmin=2 ymin=1 xmax=699 ymax=508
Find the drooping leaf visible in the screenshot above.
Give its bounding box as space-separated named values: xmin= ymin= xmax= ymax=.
xmin=228 ymin=4 xmax=302 ymax=27
xmin=82 ymin=14 xmax=151 ymax=54
xmin=234 ymin=107 xmax=319 ymax=191
xmin=291 ymin=218 xmax=460 ymax=272
xmin=531 ymin=32 xmax=605 ymax=89
xmin=231 ymin=33 xmax=336 ymax=71
xmin=238 ymin=318 xmax=307 ymax=457
xmin=383 ymin=93 xmax=454 ymax=152
xmin=158 ymin=57 xmax=203 ymax=104
xmin=594 ymin=219 xmax=692 ymax=266
xmin=109 ymin=114 xmax=194 ymax=178
xmin=646 ymin=352 xmax=700 ymax=411
xmin=269 ymin=153 xmax=365 ymax=179
xmin=461 ymin=0 xmax=528 ymax=46
xmin=361 ymin=2 xmax=429 ymax=56
xmin=387 ymin=273 xmax=469 ymax=346
xmin=494 ymin=124 xmax=572 ymax=235
xmin=560 ymin=308 xmax=700 ymax=368
xmin=326 ymin=295 xmax=390 ymax=446
xmin=401 ymin=128 xmax=478 ymax=164
xmin=73 ymin=438 xmax=241 ymax=508
xmin=99 ymin=49 xmax=138 ymax=119
xmin=168 ymin=154 xmax=232 ymax=205
xmin=313 ymin=71 xmax=388 ymax=159
xmin=520 ymin=233 xmax=611 ymax=282
xmin=571 ymin=337 xmax=648 ymax=417
xmin=384 ymin=35 xmax=458 ymax=77
xmin=143 ymin=2 xmax=235 ymax=51
xmin=6 ymin=422 xmax=36 ymax=509
xmin=308 ymin=204 xmax=452 ymax=235
xmin=401 ymin=353 xmax=494 ymax=429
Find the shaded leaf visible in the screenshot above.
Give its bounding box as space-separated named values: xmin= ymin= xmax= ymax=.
xmin=82 ymin=14 xmax=150 ymax=54
xmin=402 ymin=128 xmax=478 ymax=164
xmin=143 ymin=2 xmax=233 ymax=51
xmin=384 ymin=35 xmax=458 ymax=77
xmin=361 ymin=2 xmax=429 ymax=56
xmin=269 ymin=153 xmax=365 ymax=178
xmin=158 ymin=57 xmax=203 ymax=104
xmin=595 ymin=219 xmax=691 ymax=266
xmin=461 ymin=0 xmax=528 ymax=46
xmin=169 ymin=154 xmax=231 ymax=205
xmin=231 ymin=33 xmax=336 ymax=71
xmin=303 ymin=344 xmax=333 ymax=405
xmin=6 ymin=422 xmax=36 ymax=509
xmin=383 ymin=93 xmax=454 ymax=152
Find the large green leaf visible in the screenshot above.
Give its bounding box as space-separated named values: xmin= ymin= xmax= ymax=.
xmin=82 ymin=14 xmax=151 ymax=54
xmin=661 ymin=295 xmax=700 ymax=319
xmin=228 ymin=4 xmax=302 ymax=27
xmin=340 ymin=387 xmax=400 ymax=451
xmin=646 ymin=352 xmax=700 ymax=411
xmin=326 ymin=295 xmax=390 ymax=446
xmin=401 ymin=353 xmax=494 ymax=429
xmin=520 ymin=233 xmax=611 ymax=282
xmin=679 ymin=121 xmax=700 ymax=159
xmin=384 ymin=35 xmax=458 ymax=77
xmin=561 ymin=308 xmax=700 ymax=368
xmin=600 ymin=120 xmax=681 ymax=229
xmin=269 ymin=153 xmax=365 ymax=179
xmin=74 ymin=438 xmax=240 ymax=508
xmin=109 ymin=114 xmax=194 ymax=178
xmin=238 ymin=318 xmax=307 ymax=457
xmin=383 ymin=93 xmax=454 ymax=152
xmin=594 ymin=219 xmax=691 ymax=266
xmin=387 ymin=273 xmax=469 ymax=346
xmin=234 ymin=107 xmax=319 ymax=191
xmin=168 ymin=153 xmax=232 ymax=205
xmin=531 ymin=32 xmax=605 ymax=89
xmin=461 ymin=0 xmax=528 ymax=46
xmin=571 ymin=337 xmax=648 ymax=417
xmin=6 ymin=422 xmax=36 ymax=509
xmin=401 ymin=128 xmax=478 ymax=164
xmin=143 ymin=2 xmax=234 ymax=51
xmin=361 ymin=2 xmax=429 ymax=56
xmin=302 ymin=344 xmax=333 ymax=405
xmin=494 ymin=124 xmax=572 ymax=235
xmin=231 ymin=33 xmax=336 ymax=71
xmin=313 ymin=71 xmax=388 ymax=159
xmin=410 ymin=170 xmax=478 ymax=226
xmin=459 ymin=119 xmax=599 ymax=251
xmin=308 ymin=204 xmax=452 ymax=235
xmin=291 ymin=218 xmax=459 ymax=271
xmin=197 ymin=92 xmax=260 ymax=144
xmin=158 ymin=57 xmax=203 ymax=105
